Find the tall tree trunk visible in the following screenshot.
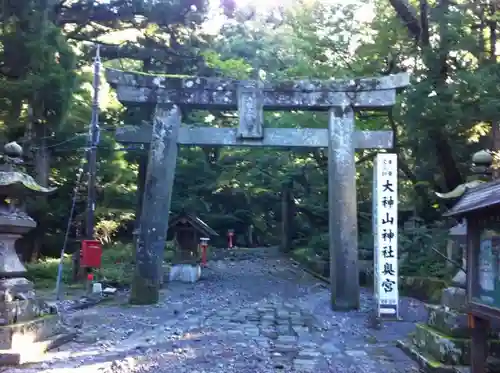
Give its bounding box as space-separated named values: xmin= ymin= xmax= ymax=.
xmin=488 ymin=1 xmax=499 ymax=178
xmin=390 ymin=0 xmax=464 ymax=191
xmin=431 ymin=0 xmax=463 ymax=190
xmin=30 ymin=121 xmax=51 ymax=262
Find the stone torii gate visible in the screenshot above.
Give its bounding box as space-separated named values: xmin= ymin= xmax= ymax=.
xmin=105 ymin=69 xmax=409 ymax=308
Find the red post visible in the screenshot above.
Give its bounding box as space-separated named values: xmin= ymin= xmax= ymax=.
xmin=80 ymin=240 xmax=103 ymax=268
xmin=200 ymin=237 xmax=209 ymax=267
xmin=227 ymin=229 xmax=234 ymax=249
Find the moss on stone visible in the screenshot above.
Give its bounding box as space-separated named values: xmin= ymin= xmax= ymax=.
xmin=426 ymin=305 xmax=470 ymax=338
xmin=413 ymin=323 xmax=469 ymax=365
xmin=413 ymin=322 xmax=500 ymax=367
xmin=397 ymin=339 xmax=458 ymax=373
xmin=400 ymin=276 xmax=448 ymax=304
xmin=107 ymin=68 xmax=190 ymax=78
xmin=417 ymin=323 xmax=468 ymax=342
xmin=427 ymin=357 xmax=443 ymax=368
xmin=290 ymin=248 xmax=309 ymax=262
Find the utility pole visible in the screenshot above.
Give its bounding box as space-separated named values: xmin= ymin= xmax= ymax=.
xmin=73 ymin=45 xmax=101 ymax=283
xmin=86 ymin=44 xmax=101 ymax=239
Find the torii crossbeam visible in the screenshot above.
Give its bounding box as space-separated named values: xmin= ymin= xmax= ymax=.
xmin=106 ymin=69 xmax=410 ymax=307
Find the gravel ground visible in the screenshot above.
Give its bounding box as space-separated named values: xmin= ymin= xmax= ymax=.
xmin=3 ymin=252 xmax=425 ymax=373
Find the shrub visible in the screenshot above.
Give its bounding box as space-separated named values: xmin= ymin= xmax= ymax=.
xmin=399 ymin=220 xmax=452 ymax=279
xmin=98 ymin=242 xmax=134 ymax=286
xmin=305 ymin=233 xmax=329 ymax=260
xmin=26 ymin=256 xmax=72 ymax=289
xmin=26 ymin=240 xmax=179 ymax=290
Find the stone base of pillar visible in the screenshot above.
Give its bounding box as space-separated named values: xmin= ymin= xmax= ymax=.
xmin=168 ymin=264 xmax=201 ymax=283
xmin=0 ymin=278 xmax=38 ymax=325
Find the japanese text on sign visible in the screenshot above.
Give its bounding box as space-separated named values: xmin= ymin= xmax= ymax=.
xmin=373 ymin=153 xmax=399 ymax=318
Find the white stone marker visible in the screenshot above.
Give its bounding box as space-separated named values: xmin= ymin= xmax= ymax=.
xmin=373 ymin=153 xmax=399 ymax=318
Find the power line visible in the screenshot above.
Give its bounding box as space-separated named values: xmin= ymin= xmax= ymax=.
xmin=24 ymin=126 xmax=116 ymax=150
xmin=55 ymin=151 xmax=87 ymax=300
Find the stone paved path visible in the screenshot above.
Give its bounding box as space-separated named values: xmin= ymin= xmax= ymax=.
xmin=3 ymin=253 xmax=425 ymax=373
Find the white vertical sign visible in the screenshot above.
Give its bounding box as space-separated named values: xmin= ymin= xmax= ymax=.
xmin=373 ymin=153 xmax=399 ymax=318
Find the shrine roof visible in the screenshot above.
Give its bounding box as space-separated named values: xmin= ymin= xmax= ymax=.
xmin=168 ymin=212 xmax=219 ymax=237
xmin=444 ymin=180 xmax=500 ymax=217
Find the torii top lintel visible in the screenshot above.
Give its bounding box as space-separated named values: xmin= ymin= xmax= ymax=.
xmin=105 ymin=69 xmax=410 ymax=111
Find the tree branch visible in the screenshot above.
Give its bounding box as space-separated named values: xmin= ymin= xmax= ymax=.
xmin=76 ymin=39 xmax=202 ymax=63
xmin=356 ymin=152 xmax=377 ymax=165
xmin=419 ymin=0 xmax=430 ymax=45
xmin=387 ymin=109 xmax=442 ymax=195
xmin=388 ymin=0 xmax=422 ymax=41
xmin=54 ymin=0 xmax=146 ymax=27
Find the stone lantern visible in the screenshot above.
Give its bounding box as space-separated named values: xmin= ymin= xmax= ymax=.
xmin=0 ymin=142 xmax=71 ymax=365
xmin=436 ymin=150 xmax=493 ymax=291
xmin=398 ymin=150 xmax=499 ymax=372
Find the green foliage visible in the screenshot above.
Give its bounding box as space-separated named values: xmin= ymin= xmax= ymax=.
xmin=290 ymin=246 xmax=328 ymax=278
xmin=305 ymin=233 xmax=329 ymax=260
xmin=399 ymin=276 xmax=448 ymax=304
xmin=201 ymin=50 xmax=252 ymax=79
xmin=295 ymin=220 xmax=453 ymax=282
xmin=26 ymin=240 xmax=179 ymax=290
xmin=25 ymin=256 xmax=72 ymax=290
xmin=26 ymin=243 xmax=133 ymax=289
xmin=97 ymin=242 xmax=135 ymax=286
xmin=3 ymin=0 xmax=500 ymax=285
xmin=399 ymin=221 xmax=453 ymax=279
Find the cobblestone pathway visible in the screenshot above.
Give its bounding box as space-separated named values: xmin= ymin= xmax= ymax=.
xmin=4 ymin=252 xmax=425 ymax=373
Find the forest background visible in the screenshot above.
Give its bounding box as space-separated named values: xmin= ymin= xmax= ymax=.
xmin=1 ymin=0 xmax=498 ymax=292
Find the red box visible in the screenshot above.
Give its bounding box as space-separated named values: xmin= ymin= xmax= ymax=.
xmin=80 ymin=240 xmax=102 ymax=268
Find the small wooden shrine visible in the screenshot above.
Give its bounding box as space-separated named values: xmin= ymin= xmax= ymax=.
xmin=168 ymin=212 xmax=218 ymax=264
xmin=442 ymin=151 xmax=500 ymax=373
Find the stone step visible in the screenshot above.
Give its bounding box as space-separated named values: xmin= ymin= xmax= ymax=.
xmin=425 ymin=305 xmax=469 ymax=338
xmin=0 ymin=314 xmax=75 ymax=365
xmin=0 ymin=314 xmax=65 ymax=350
xmin=487 ymin=356 xmax=500 ymax=373
xmin=397 ymin=339 xmax=464 ymax=373
xmin=0 ymin=331 xmax=76 ymax=365
xmin=398 ymin=339 xmax=500 ymax=373
xmin=425 ymin=305 xmax=500 ymax=339
xmin=452 ymin=367 xmax=469 ymax=373
xmin=441 ymin=287 xmax=467 ymax=313
xmin=412 ymin=323 xmax=469 ymax=365
xmin=412 ymin=323 xmax=500 ymax=365
xmin=450 ymin=357 xmax=500 ymax=373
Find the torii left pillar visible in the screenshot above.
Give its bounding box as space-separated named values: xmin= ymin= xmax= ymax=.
xmin=130 ymin=106 xmax=181 ymax=304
